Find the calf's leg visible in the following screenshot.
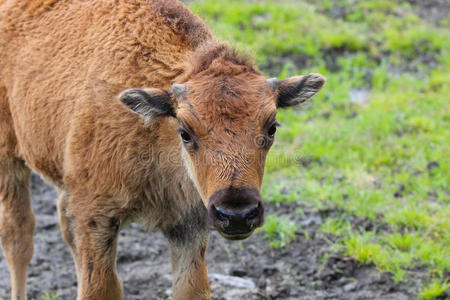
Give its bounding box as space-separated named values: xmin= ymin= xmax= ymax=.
xmin=57 ymin=190 xmax=82 ymax=295
xmin=60 ymin=195 xmax=123 ymax=300
xmin=164 ymin=203 xmax=211 ymax=300
xmin=0 ymin=159 xmax=35 ymax=300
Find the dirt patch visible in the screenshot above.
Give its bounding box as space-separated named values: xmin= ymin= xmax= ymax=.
xmin=311 ymin=0 xmax=449 ymax=27
xmin=406 ymin=0 xmax=450 ymax=26
xmin=0 ymin=174 xmax=418 ymax=299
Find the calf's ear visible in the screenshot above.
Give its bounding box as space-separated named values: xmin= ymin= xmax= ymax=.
xmin=275 ymin=73 xmax=326 ymax=108
xmin=119 ymin=88 xmax=176 ymax=118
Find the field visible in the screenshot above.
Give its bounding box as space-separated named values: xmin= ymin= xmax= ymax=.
xmin=0 ymin=0 xmax=449 ymax=299
xmin=192 ymin=0 xmax=449 ymax=298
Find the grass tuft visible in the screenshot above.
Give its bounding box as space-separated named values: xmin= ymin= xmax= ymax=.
xmin=258 ymin=214 xmax=299 ymax=248
xmin=419 ymin=279 xmax=450 ymax=300
xmin=42 ymin=292 xmax=59 ymax=300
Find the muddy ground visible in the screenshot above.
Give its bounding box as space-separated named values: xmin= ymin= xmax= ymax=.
xmin=0 ymin=174 xmax=417 ymax=299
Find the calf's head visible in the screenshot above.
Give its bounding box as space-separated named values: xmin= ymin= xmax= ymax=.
xmin=119 ymin=67 xmax=325 ymax=240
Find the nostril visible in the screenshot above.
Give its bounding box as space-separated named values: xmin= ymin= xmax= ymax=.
xmin=213 ymin=205 xmax=230 ymax=226
xmin=245 ymin=204 xmax=260 ymax=220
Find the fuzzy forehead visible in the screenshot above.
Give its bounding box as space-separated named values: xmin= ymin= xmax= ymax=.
xmin=177 ymin=72 xmax=276 ymax=131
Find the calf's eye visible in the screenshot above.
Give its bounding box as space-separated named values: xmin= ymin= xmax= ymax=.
xmin=178 ymin=129 xmax=192 ymax=143
xmin=268 ymin=124 xmax=277 ymax=137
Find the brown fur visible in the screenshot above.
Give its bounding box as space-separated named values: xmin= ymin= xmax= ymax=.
xmin=0 ymin=1 xmax=325 ymax=299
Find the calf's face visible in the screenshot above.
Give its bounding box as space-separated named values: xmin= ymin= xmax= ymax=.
xmin=119 ymin=72 xmax=325 ymax=240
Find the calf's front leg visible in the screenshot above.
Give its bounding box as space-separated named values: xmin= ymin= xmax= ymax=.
xmin=61 ymin=196 xmax=123 ymax=300
xmin=164 ymin=204 xmax=211 ymax=300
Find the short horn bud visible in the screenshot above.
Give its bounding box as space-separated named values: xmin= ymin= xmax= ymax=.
xmin=266 ymin=78 xmax=279 ymax=91
xmin=172 ymin=84 xmax=186 ymax=98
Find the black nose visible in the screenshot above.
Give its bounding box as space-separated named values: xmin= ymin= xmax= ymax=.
xmin=212 ymin=204 xmax=261 ymax=235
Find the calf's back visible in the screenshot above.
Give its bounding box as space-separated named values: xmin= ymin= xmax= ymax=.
xmin=0 ymin=0 xmax=209 ymax=216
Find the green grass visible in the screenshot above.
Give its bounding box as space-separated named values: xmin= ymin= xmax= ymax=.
xmin=42 ymin=292 xmax=59 ymax=300
xmin=258 ymin=214 xmax=299 ymax=248
xmin=191 ymin=0 xmax=450 ymax=298
xmin=320 ymin=217 xmax=351 ymax=236
xmin=419 ymin=279 xmax=450 ymax=300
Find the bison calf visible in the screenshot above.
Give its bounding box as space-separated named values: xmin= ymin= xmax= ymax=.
xmin=0 ymin=0 xmax=325 ymax=299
